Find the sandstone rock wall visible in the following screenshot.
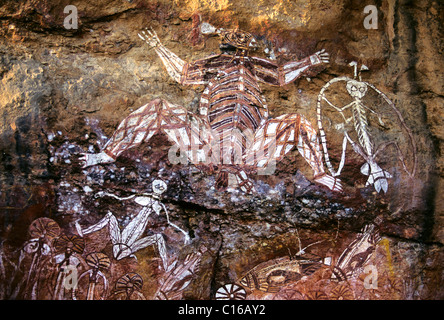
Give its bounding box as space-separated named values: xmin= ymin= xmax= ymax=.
xmin=0 ymin=0 xmax=442 ymax=300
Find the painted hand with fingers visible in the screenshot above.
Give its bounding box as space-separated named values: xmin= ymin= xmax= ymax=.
xmin=311 ymin=49 xmax=330 ymax=65
xmin=138 ymin=28 xmax=162 ymax=48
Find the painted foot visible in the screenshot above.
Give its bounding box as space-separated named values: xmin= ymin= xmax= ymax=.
xmin=235 ymin=170 xmax=256 ymax=194
xmin=79 ymin=152 xmax=115 ymax=168
xmin=314 ymin=174 xmax=343 ymax=192
xmin=361 ymin=162 xmax=392 ymax=193
xmin=238 ymin=178 xmax=255 ymax=194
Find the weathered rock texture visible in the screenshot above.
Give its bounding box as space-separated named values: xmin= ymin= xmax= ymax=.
xmin=0 ymin=0 xmax=442 ymax=300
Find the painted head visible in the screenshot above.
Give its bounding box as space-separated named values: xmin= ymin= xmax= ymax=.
xmin=200 ymin=22 xmax=258 ymax=52
xmin=152 ymin=179 xmax=167 ymax=195
xmin=346 ymin=80 xmax=368 ymax=99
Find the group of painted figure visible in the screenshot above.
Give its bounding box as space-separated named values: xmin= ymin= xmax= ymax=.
xmin=71 ymin=22 xmax=415 ymax=298
xmin=4 ymin=22 xmax=416 ymax=300
xmin=79 ymin=22 xmax=416 ymax=195
xmin=4 ymin=215 xmax=205 ymax=300
xmin=8 ymin=214 xmax=381 ymax=300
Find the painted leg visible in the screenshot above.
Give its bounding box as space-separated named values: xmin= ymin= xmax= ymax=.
xmin=76 ymin=211 xmax=118 ymax=237
xmin=245 ymin=113 xmax=299 ymax=169
xmin=105 ymin=214 xmax=134 ymax=260
xmin=297 ymin=116 xmax=342 ymax=192
xmin=213 ymin=166 xmax=256 ymax=193
xmin=245 ymin=114 xmax=342 ymax=192
xmin=76 ymin=212 xmax=129 ymax=260
xmin=80 ymin=99 xmax=163 ymax=167
xmin=80 ymin=99 xmax=209 ymax=168
xmin=131 ymin=234 xmax=168 ymax=270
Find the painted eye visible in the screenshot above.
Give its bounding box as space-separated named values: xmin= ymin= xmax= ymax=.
xmin=360 ymin=87 xmax=366 ymax=92
xmin=351 ymin=86 xmax=357 ymax=91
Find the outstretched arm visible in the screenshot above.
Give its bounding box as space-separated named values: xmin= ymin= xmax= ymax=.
xmin=160 ymin=203 xmax=190 ymax=244
xmin=282 ymin=49 xmax=329 ymax=84
xmin=138 ymin=28 xmax=220 ymax=86
xmin=139 ymin=28 xmax=186 ymax=84
xmin=252 ymin=49 xmax=330 ymax=86
xmin=95 ymin=191 xmax=136 ymax=201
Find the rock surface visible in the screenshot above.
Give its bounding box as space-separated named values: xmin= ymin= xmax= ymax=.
xmin=0 ymin=0 xmax=442 ymax=300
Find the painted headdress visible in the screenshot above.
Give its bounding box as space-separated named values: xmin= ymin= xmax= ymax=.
xmin=200 ymin=22 xmax=257 ymax=50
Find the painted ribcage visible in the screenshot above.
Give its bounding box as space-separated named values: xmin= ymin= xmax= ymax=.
xmin=201 ymin=65 xmax=267 ymax=160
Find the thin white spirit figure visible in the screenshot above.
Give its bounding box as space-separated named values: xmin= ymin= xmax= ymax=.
xmin=75 ymin=180 xmax=190 ymax=270
xmin=317 ymin=62 xmax=416 ymax=193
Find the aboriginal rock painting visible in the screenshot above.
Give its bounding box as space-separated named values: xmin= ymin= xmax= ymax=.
xmin=154 ymin=246 xmax=207 ymax=300
xmin=216 ymin=246 xmax=332 ymax=299
xmin=0 ymin=215 xmax=205 ymax=300
xmin=215 ymin=223 xmax=419 ymax=300
xmin=0 ymin=217 xmax=434 ymax=300
xmin=75 ymin=179 xmax=190 ymax=269
xmin=0 ymin=19 xmax=429 ymax=301
xmin=316 ymin=62 xmax=417 ymax=193
xmin=80 ymin=23 xmax=342 ymax=193
xmin=78 ymin=23 xmax=416 ymax=195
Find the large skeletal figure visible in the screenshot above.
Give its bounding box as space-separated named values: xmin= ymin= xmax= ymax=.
xmin=75 ymin=180 xmax=189 ymax=269
xmin=80 ymin=23 xmax=342 ymax=193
